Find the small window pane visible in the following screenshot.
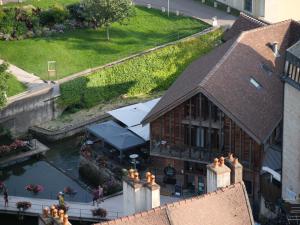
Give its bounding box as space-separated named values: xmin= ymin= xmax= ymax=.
xmin=244 ymin=0 xmax=252 ymax=12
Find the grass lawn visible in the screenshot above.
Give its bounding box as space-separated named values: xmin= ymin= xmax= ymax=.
xmin=2 ymin=0 xmax=79 ymax=9
xmin=0 ymin=7 xmax=208 ymax=80
xmin=7 ymin=74 xmax=27 ymax=97
xmin=60 ymin=29 xmax=223 ymax=109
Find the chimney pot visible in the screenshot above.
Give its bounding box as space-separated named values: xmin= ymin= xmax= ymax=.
xmin=50 ymin=205 xmax=56 ymax=217
xmin=134 ymin=171 xmax=139 ymax=182
xmin=43 ymin=207 xmax=49 ymax=218
xmin=59 ymin=209 xmax=64 ymax=222
xmin=129 ymin=169 xmax=135 ymax=179
xmin=219 ymin=157 xmax=225 ymax=166
xmin=53 ymin=209 xmax=58 ymax=218
xmin=151 ymin=175 xmax=156 ymax=185
xmin=146 ymin=172 xmax=152 ymax=183
xmin=63 ymin=215 xmax=69 ymax=225
xmin=213 ymin=158 xmax=219 ymax=168
xmin=228 ymin=153 xmax=234 ymax=161
xmin=234 ymin=158 xmax=239 ymax=165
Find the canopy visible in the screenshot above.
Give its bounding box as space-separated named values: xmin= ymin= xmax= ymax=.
xmin=87 ymin=121 xmax=145 ymax=151
xmin=108 ymin=98 xmax=160 ymax=141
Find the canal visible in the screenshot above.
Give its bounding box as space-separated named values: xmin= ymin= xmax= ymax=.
xmin=0 ymin=135 xmax=92 ymax=203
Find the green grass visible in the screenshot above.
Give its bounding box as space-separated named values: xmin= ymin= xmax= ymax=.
xmin=0 ymin=7 xmax=208 ymax=80
xmin=60 ymin=29 xmax=223 ymax=109
xmin=7 ymin=74 xmax=27 ymax=97
xmin=2 ymin=0 xmax=80 ymax=9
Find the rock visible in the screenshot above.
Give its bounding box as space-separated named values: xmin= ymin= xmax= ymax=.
xmin=3 ymin=34 xmax=11 ymax=41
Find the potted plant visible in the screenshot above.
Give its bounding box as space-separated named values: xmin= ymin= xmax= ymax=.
xmin=16 ymin=201 xmax=32 ymax=211
xmin=91 ymin=208 xmax=107 ymax=218
xmin=25 ymin=184 xmax=44 ymax=194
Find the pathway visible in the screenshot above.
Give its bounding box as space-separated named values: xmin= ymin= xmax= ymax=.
xmin=0 ymin=194 xmax=180 ymax=221
xmin=134 ymin=0 xmax=236 ymax=26
xmin=0 ymin=59 xmax=49 ymax=92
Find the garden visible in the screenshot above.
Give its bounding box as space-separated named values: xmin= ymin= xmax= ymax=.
xmin=0 ymin=1 xmax=208 ymax=80
xmin=59 ymin=29 xmax=223 ymax=110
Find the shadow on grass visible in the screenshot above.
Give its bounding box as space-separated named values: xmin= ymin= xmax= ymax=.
xmin=60 ymin=76 xmax=137 ymax=112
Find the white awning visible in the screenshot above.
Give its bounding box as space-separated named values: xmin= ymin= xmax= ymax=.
xmin=128 ymin=124 xmax=150 ymax=141
xmin=108 ymin=98 xmax=160 ymax=141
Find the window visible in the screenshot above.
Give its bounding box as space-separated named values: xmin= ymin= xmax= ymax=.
xmin=250 ymin=77 xmax=262 ymax=89
xmin=244 ymin=0 xmax=252 ymax=12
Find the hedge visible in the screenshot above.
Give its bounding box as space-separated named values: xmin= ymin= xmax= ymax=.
xmin=59 ymin=29 xmax=223 ymax=109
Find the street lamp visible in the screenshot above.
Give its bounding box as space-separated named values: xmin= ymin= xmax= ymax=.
xmin=168 ymin=0 xmax=170 ymax=17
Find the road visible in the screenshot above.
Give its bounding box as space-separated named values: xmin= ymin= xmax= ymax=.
xmin=134 ymin=0 xmax=236 ymax=26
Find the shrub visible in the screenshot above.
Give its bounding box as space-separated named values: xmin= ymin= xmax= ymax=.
xmin=40 ymin=5 xmax=69 ymax=27
xmin=16 ymin=201 xmax=32 ymax=210
xmin=59 ymin=29 xmax=223 ymax=109
xmin=92 ymin=208 xmax=107 ymax=217
xmin=67 ymin=3 xmax=85 ymax=22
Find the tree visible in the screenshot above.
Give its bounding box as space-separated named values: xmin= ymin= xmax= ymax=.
xmin=0 ymin=63 xmax=9 ymax=109
xmin=82 ymin=0 xmax=134 ymax=40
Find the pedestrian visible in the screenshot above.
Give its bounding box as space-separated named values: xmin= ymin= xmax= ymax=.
xmin=4 ymin=188 xmax=8 ymax=207
xmin=98 ymin=185 xmax=104 ymax=203
xmin=92 ymin=188 xmax=100 ymax=206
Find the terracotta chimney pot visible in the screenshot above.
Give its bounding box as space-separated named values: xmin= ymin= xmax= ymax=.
xmin=219 ymin=157 xmax=225 ymax=166
xmin=151 ymin=175 xmax=156 ymax=185
xmin=59 ymin=209 xmax=64 ymax=222
xmin=50 ymin=205 xmax=56 ymax=217
xmin=213 ymin=158 xmax=219 ymax=168
xmin=63 ymin=215 xmax=69 ymax=225
xmin=134 ymin=171 xmax=139 ymax=182
xmin=43 ymin=207 xmax=49 ymax=218
xmin=146 ymin=172 xmax=152 ymax=183
xmin=129 ymin=169 xmax=135 ymax=179
xmin=234 ymin=158 xmax=239 ymax=165
xmin=53 ymin=209 xmax=58 ymax=218
xmin=228 ymin=153 xmax=234 ymax=161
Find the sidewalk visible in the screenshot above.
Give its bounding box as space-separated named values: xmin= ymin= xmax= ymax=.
xmin=0 ymin=59 xmax=48 ymax=91
xmin=134 ymin=0 xmax=236 ymax=26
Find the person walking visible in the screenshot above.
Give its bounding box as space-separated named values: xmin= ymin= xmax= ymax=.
xmin=3 ymin=188 xmax=8 ymax=207
xmin=98 ymin=185 xmax=104 ymax=203
xmin=92 ymin=188 xmax=99 ymax=206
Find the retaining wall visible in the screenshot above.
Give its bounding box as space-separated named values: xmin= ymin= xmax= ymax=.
xmin=0 ymin=86 xmax=61 ymax=136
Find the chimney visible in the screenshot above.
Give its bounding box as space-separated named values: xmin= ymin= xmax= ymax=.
xmin=272 ymin=42 xmax=280 ymax=57
xmin=123 ymin=170 xmax=160 ymax=216
xmin=39 ymin=206 xmax=71 ymax=225
xmin=206 ymin=157 xmax=231 ymax=193
xmin=225 ymin=153 xmax=243 ymax=184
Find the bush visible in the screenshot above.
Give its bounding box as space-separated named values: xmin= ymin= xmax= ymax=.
xmin=92 ymin=208 xmax=107 ymax=217
xmin=67 ymin=3 xmax=85 ymax=22
xmin=59 ymin=29 xmax=222 ymax=109
xmin=40 ymin=5 xmax=69 ymax=27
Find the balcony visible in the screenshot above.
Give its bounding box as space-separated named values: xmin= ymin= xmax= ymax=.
xmin=150 ymin=141 xmax=224 ymax=164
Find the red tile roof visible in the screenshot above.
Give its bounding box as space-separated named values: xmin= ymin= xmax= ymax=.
xmin=143 ymin=16 xmax=300 ymax=144
xmin=96 ymin=182 xmax=254 ymax=225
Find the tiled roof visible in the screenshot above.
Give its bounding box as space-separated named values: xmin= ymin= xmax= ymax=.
xmin=223 ymin=13 xmax=269 ymax=41
xmin=96 ymin=182 xmax=254 ymax=225
xmin=143 ymin=17 xmax=300 ymax=144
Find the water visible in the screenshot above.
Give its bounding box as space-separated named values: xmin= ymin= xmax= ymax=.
xmin=0 ymin=135 xmax=92 ymax=203
xmin=0 ymin=159 xmax=92 ymax=202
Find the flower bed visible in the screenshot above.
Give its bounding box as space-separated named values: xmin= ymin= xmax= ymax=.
xmin=16 ymin=201 xmax=32 ymax=210
xmin=0 ymin=139 xmax=27 ymax=157
xmin=25 ymin=184 xmax=44 ymax=194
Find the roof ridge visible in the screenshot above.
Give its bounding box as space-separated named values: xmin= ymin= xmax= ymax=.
xmin=240 ymin=18 xmax=293 ymax=36
xmin=239 ymin=12 xmax=269 ymax=26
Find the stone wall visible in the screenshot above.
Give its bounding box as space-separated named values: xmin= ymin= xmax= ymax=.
xmin=0 ymin=87 xmax=61 ymax=136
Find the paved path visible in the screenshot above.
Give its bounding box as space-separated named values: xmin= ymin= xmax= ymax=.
xmin=0 ymin=59 xmax=48 ymax=92
xmin=134 ymin=0 xmax=236 ymax=26
xmin=0 ymin=194 xmax=180 ymax=221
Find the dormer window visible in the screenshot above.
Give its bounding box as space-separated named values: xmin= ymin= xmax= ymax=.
xmin=250 ymin=77 xmax=262 ymax=89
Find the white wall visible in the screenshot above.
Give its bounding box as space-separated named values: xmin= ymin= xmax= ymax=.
xmin=282 ymin=84 xmax=300 ymax=201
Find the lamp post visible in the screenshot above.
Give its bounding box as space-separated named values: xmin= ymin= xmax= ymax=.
xmin=168 ymin=0 xmax=170 ymax=17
